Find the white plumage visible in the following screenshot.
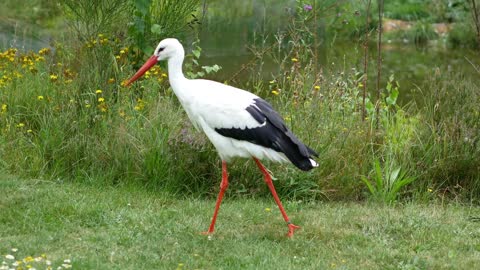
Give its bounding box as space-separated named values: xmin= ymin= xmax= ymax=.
xmin=177 ymin=79 xmax=290 ymax=163
xmin=127 ymin=38 xmax=317 ymax=237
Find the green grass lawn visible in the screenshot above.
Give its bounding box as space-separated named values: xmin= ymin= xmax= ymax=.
xmin=1 ymin=174 xmax=480 ymax=270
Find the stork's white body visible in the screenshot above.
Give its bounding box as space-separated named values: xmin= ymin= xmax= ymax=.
xmin=127 ymin=38 xmax=317 ymax=237
xmin=172 ymin=78 xmax=289 ymax=163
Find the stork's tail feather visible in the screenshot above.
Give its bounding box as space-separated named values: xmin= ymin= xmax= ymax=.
xmin=290 ymin=155 xmax=318 ymax=171
xmin=309 ymin=158 xmax=319 ymax=168
xmin=280 ymin=138 xmax=318 ymax=171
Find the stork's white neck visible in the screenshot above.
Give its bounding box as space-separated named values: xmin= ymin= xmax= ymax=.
xmin=167 ymin=51 xmax=191 ymax=104
xmin=167 ymin=53 xmax=186 ymax=82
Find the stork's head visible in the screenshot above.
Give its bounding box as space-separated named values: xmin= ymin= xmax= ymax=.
xmin=126 ymin=38 xmax=184 ymax=86
xmin=154 ymin=38 xmax=184 ymax=61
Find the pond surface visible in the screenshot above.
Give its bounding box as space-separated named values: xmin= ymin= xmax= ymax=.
xmin=1 ymin=0 xmax=478 ymax=104
xmin=198 ymin=0 xmax=479 ymax=103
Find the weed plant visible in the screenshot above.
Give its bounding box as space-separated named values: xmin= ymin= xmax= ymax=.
xmin=448 ymin=22 xmax=479 ymax=49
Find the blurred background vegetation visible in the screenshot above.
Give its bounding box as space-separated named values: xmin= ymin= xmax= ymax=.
xmin=0 ymin=0 xmax=479 ymax=203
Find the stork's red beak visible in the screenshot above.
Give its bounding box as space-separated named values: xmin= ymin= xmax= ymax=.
xmin=125 ymin=55 xmax=158 ymax=86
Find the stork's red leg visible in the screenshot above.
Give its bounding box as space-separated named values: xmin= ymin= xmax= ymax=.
xmin=202 ymin=160 xmax=229 ymax=235
xmin=253 ymin=158 xmax=300 ymax=237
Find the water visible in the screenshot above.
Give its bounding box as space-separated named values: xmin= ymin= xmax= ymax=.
xmin=198 ymin=0 xmax=479 ymax=103
xmin=0 ymin=19 xmax=50 ymax=51
xmin=1 ymin=0 xmax=478 ymax=103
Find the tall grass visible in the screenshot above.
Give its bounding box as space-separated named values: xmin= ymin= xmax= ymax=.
xmin=0 ymin=0 xmax=479 ymax=202
xmin=448 ymin=22 xmax=479 ymax=49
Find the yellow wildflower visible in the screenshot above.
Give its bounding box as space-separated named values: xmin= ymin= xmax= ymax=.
xmin=37 ymin=95 xmax=44 ymax=100
xmin=95 ymin=89 xmax=102 ymax=94
xmin=115 ymin=55 xmax=120 ymax=60
xmin=98 ymin=102 xmax=108 ymax=112
xmin=49 ymin=74 xmax=58 ymax=82
xmin=134 ymin=98 xmax=145 ymax=111
xmin=1 ymin=104 xmax=7 ymax=112
xmin=265 ymin=208 xmax=271 ymax=212
xmin=13 ymin=71 xmax=23 ymax=78
xmin=98 ymin=97 xmax=105 ymax=102
xmin=291 ymin=58 xmax=298 ymax=62
xmin=269 ymin=80 xmax=276 ymax=84
xmin=85 ymin=104 xmax=91 ymax=108
xmin=39 ymin=48 xmax=50 ymax=55
xmin=120 ymin=50 xmax=126 ymax=55
xmin=27 ymin=129 xmax=33 ymax=133
xmin=271 ymin=90 xmax=279 ymax=96
xmin=108 ymin=78 xmax=115 ymax=84
xmin=314 ymin=85 xmax=320 ymax=91
xmin=161 ymin=73 xmax=168 ymax=78
xmin=16 ymin=123 xmax=25 ymax=128
xmin=428 ymin=188 xmax=433 ymax=193
xmin=98 ymin=33 xmax=104 ymax=38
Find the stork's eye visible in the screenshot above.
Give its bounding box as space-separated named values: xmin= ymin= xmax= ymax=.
xmin=157 ymin=47 xmax=165 ymax=54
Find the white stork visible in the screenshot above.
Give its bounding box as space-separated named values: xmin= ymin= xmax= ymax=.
xmin=126 ymin=38 xmax=318 ymax=237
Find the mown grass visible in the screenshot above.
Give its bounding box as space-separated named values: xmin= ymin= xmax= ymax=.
xmin=1 ymin=174 xmax=480 ymax=269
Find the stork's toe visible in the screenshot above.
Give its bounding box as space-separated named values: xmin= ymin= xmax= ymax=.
xmin=287 ymin=223 xmax=300 ymax=237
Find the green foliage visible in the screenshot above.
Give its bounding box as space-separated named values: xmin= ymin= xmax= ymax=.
xmin=361 ymin=158 xmax=416 ymax=203
xmin=413 ymin=71 xmax=480 ymax=197
xmin=128 ymin=0 xmax=200 ymax=55
xmin=0 ymin=0 xmax=62 ymax=25
xmin=406 ymin=20 xmax=439 ymax=45
xmin=448 ymin=22 xmax=479 ymax=49
xmin=384 ymin=1 xmax=431 ymax=21
xmin=2 ymin=176 xmax=480 ymax=269
xmin=0 ymin=0 xmax=479 ymax=203
xmin=62 ymin=0 xmax=131 ymax=41
xmin=184 ymin=40 xmax=222 ymax=79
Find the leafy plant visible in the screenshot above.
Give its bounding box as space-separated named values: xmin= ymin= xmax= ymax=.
xmin=185 ymin=40 xmax=222 ymax=79
xmin=448 ymin=22 xmax=478 ymax=49
xmin=404 ymin=20 xmax=438 ymax=45
xmin=364 ymin=74 xmax=399 ymax=119
xmin=361 ymin=158 xmax=416 ymax=203
xmin=62 ymin=0 xmax=131 ymax=41
xmin=128 ymin=0 xmax=200 ymax=56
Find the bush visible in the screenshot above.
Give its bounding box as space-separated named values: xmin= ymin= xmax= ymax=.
xmin=448 ymin=22 xmax=479 ymax=49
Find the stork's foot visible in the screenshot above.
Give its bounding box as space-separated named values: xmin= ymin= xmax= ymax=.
xmin=287 ymin=223 xmax=300 ymax=237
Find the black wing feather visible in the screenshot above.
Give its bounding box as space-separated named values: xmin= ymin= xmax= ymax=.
xmin=215 ymin=98 xmax=318 ymax=171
